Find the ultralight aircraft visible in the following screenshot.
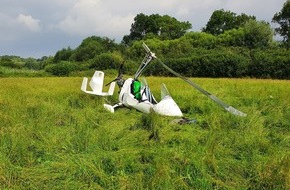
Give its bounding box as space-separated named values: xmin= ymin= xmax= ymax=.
xmin=81 ymin=43 xmax=246 ymax=117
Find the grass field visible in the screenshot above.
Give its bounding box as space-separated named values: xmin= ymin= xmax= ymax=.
xmin=0 ymin=76 xmax=289 ymax=189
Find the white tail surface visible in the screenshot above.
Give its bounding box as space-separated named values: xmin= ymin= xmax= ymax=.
xmin=108 ymin=81 xmax=115 ymax=95
xmin=81 ymin=77 xmax=89 ymax=92
xmin=89 ymin=71 xmax=105 ymax=94
xmin=160 ymin=83 xmax=170 ymax=99
xmin=81 ymin=71 xmax=115 ymax=96
xmin=154 ymin=96 xmax=183 ymax=117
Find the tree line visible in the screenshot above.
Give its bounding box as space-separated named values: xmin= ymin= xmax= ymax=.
xmin=1 ymin=1 xmax=290 ymax=79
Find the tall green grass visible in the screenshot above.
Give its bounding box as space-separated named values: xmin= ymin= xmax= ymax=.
xmin=0 ymin=77 xmax=289 ymax=189
xmin=0 ymin=66 xmax=49 ymax=77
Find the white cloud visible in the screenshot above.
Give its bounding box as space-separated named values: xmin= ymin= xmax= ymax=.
xmin=17 ymin=14 xmax=41 ymax=32
xmin=55 ymin=0 xmax=224 ymax=40
xmin=224 ymin=0 xmax=283 ymax=21
xmin=0 ymin=13 xmax=17 ymax=42
xmin=56 ymin=0 xmax=134 ymax=40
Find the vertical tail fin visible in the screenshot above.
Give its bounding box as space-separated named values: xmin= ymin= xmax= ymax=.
xmin=160 ymin=83 xmax=170 ymax=99
xmin=107 ymin=82 xmax=116 ymax=95
xmin=81 ymin=77 xmax=88 ymax=92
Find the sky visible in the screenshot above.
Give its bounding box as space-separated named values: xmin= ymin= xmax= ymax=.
xmin=0 ymin=0 xmax=287 ymax=58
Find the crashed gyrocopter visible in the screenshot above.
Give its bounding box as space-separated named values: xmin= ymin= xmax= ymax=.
xmin=81 ymin=43 xmax=246 ymax=117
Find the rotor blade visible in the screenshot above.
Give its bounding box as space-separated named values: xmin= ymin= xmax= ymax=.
xmin=142 ymin=43 xmax=156 ymax=58
xmin=143 ymin=43 xmax=152 ymax=54
xmin=155 ymin=57 xmax=247 ymax=117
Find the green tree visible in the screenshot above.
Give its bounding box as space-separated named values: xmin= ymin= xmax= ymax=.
xmin=181 ymin=32 xmax=217 ymax=49
xmin=217 ymin=20 xmax=273 ymax=48
xmin=72 ymin=36 xmax=118 ymax=62
xmin=122 ymin=13 xmax=192 ymax=44
xmin=272 ymin=0 xmax=290 ymax=47
xmin=157 ymin=15 xmax=192 ymax=40
xmin=202 ymin=9 xmax=255 ymax=35
xmin=218 ymin=28 xmax=246 ymax=46
xmin=90 ymin=51 xmax=124 ymax=71
xmin=242 ymin=20 xmax=274 ymax=49
xmin=73 ymin=36 xmax=104 ymax=62
xmin=45 ymin=61 xmax=79 ymax=76
xmin=54 ymin=47 xmax=73 ymax=63
xmin=0 ymin=56 xmax=23 ymax=69
xmin=24 ymin=58 xmax=42 ymax=70
xmin=38 ymin=56 xmax=54 ymax=70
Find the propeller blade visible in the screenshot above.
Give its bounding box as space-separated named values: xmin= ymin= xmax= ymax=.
xmin=118 ymin=63 xmax=124 ymax=77
xmin=106 ymin=63 xmax=125 ymax=86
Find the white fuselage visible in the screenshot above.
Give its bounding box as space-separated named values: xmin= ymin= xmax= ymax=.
xmin=118 ymin=78 xmax=183 ymax=117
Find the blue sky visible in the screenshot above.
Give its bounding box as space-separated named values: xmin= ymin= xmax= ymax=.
xmin=0 ymin=0 xmax=286 ymax=58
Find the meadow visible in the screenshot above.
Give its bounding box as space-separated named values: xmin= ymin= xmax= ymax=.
xmin=0 ymin=76 xmax=289 ymax=189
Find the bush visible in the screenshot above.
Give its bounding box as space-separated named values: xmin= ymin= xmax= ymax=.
xmin=0 ymin=57 xmax=23 ymax=69
xmin=182 ymin=32 xmax=218 ymax=49
xmin=45 ymin=61 xmax=80 ymax=76
xmin=24 ymin=58 xmax=44 ymax=70
xmin=163 ymin=48 xmax=250 ymax=78
xmin=90 ymin=52 xmax=124 ymax=71
xmin=249 ymin=48 xmax=290 ymax=79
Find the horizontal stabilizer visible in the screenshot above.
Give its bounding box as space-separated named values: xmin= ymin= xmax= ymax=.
xmin=80 ymin=71 xmax=115 ymax=96
xmin=81 ymin=77 xmax=89 ymax=92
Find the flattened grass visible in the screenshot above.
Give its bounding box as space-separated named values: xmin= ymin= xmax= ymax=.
xmin=0 ymin=77 xmax=289 ymax=189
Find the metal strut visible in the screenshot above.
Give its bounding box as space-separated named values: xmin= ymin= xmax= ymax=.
xmin=134 ymin=54 xmax=153 ymax=79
